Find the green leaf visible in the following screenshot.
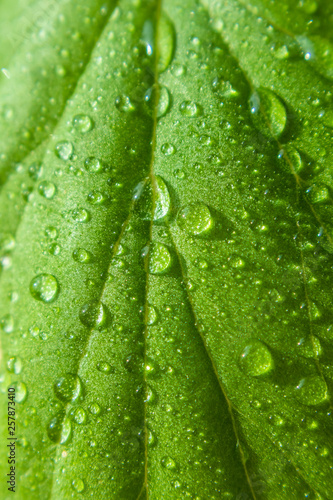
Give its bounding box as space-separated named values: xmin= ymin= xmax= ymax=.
xmin=1 ymin=0 xmax=333 ymax=498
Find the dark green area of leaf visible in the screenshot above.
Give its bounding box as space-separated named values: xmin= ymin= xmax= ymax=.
xmin=0 ymin=0 xmax=333 ymax=499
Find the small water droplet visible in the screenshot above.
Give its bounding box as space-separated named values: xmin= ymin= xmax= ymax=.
xmin=306 ymin=184 xmax=330 ymax=204
xmin=49 ymin=243 xmax=61 ymax=256
xmin=295 ymin=376 xmax=328 ymax=406
xmin=87 ymin=190 xmax=107 ymax=205
xmin=148 ymin=242 xmax=172 ymax=274
xmin=297 ymin=336 xmax=322 ymax=358
xmin=60 ymin=417 xmax=72 ymax=444
xmin=73 ymin=248 xmax=92 ymax=263
xmin=179 ymin=100 xmax=202 ymax=117
xmin=1 ymin=314 xmax=14 ymax=333
xmin=115 ymin=95 xmax=136 ymax=113
xmin=239 ymin=340 xmax=274 ymax=376
xmin=7 ymin=356 xmax=22 ymax=374
xmin=88 ymin=402 xmax=101 ymax=415
xmin=72 ymin=478 xmax=85 ymax=493
xmin=79 ymin=301 xmax=109 ymax=328
xmin=30 ymin=274 xmax=59 ymax=303
xmin=161 ymin=456 xmax=177 ymax=470
xmin=28 ymin=162 xmax=43 ymax=181
xmin=250 ymin=88 xmax=287 ymax=138
xmin=144 ymin=85 xmax=171 ymax=118
xmin=10 ymin=381 xmax=27 ymax=403
xmin=54 ymin=374 xmax=82 ymax=402
xmin=73 ymin=114 xmax=93 ymax=133
xmin=74 ymin=407 xmax=86 ymax=424
xmin=45 ymin=226 xmax=58 ymax=239
xmin=84 ymin=157 xmax=103 ymax=173
xmin=38 ymin=181 xmax=56 ymax=199
xmin=278 ymin=146 xmax=303 ymax=174
xmin=47 ymin=411 xmax=65 ymax=442
xmin=147 ymin=305 xmax=158 ymax=325
xmin=72 ymin=208 xmax=90 ymax=222
xmin=97 ymin=362 xmax=113 ymax=374
xmin=177 ymin=203 xmax=214 ymax=236
xmin=158 ymin=13 xmax=175 ymax=72
xmin=55 ymin=141 xmax=73 ymax=161
xmin=161 ymin=143 xmax=176 ymax=156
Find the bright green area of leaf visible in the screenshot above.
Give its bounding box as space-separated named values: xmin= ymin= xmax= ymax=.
xmin=0 ymin=0 xmax=333 ymax=499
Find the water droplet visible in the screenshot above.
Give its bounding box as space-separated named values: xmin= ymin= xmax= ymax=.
xmin=179 ymin=100 xmax=202 ymax=117
xmin=228 ymin=255 xmax=246 ymax=269
xmin=135 ymin=176 xmax=171 ymax=221
xmin=297 ymin=336 xmax=322 ymax=358
xmin=306 ymin=184 xmax=330 ymax=204
xmin=30 ymin=274 xmax=59 ymax=303
xmin=73 ymin=114 xmax=93 ymax=133
xmin=45 ymin=226 xmax=58 ymax=239
xmin=72 ymin=478 xmax=85 ymax=493
xmin=84 ymin=157 xmax=103 ymax=173
xmin=55 ymin=141 xmax=73 ymax=161
xmin=47 ymin=411 xmax=65 ymax=442
xmin=278 ymin=146 xmax=303 ymax=174
xmin=10 ymin=381 xmax=27 ymax=403
xmin=28 ymin=162 xmax=42 ymax=181
xmin=38 ymin=181 xmax=56 ymax=199
xmin=60 ymin=417 xmax=72 ymax=444
xmin=149 ymin=242 xmax=172 ymax=274
xmin=144 ymin=85 xmax=171 ymax=118
xmin=295 ymin=376 xmax=328 ymax=406
xmin=49 ymin=243 xmax=61 ymax=256
xmin=54 ymin=374 xmax=82 ymax=402
xmin=239 ymin=340 xmax=274 ymax=376
xmin=115 ymin=95 xmax=136 ymax=113
xmin=87 ymin=190 xmax=107 ymax=205
xmin=1 ymin=314 xmax=14 ymax=333
xmin=161 ymin=456 xmax=177 ymax=470
xmin=73 ymin=248 xmax=92 ymax=263
xmin=74 ymin=407 xmax=86 ymax=424
xmin=7 ymin=356 xmax=22 ymax=374
xmin=141 ymin=19 xmax=154 ymax=56
xmin=177 ymin=203 xmax=214 ymax=236
xmin=79 ymin=301 xmax=109 ymax=328
xmin=158 ymin=13 xmax=175 ymax=72
xmin=97 ymin=362 xmax=113 ymax=374
xmin=147 ymin=305 xmax=158 ymax=325
xmin=161 ymin=143 xmax=176 ymax=156
xmin=250 ymin=88 xmax=287 ymax=138
xmin=88 ymin=402 xmax=101 ymax=415
xmin=72 ymin=208 xmax=90 ymax=222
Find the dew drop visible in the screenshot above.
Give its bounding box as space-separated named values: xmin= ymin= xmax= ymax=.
xmin=54 ymin=374 xmax=82 ymax=403
xmin=115 ymin=95 xmax=136 ymax=113
xmin=306 ymin=184 xmax=330 ymax=204
xmin=30 ymin=274 xmax=59 ymax=303
xmin=250 ymin=88 xmax=287 ymax=138
xmin=1 ymin=314 xmax=14 ymax=333
xmin=88 ymin=402 xmax=101 ymax=415
xmin=135 ymin=176 xmax=171 ymax=221
xmin=179 ymin=100 xmax=202 ymax=117
xmin=47 ymin=411 xmax=65 ymax=443
xmin=161 ymin=456 xmax=177 ymax=470
xmin=72 ymin=478 xmax=85 ymax=493
xmin=72 ymin=208 xmax=90 ymax=223
xmin=79 ymin=301 xmax=109 ymax=328
xmin=147 ymin=305 xmax=158 ymax=325
xmin=144 ymin=85 xmax=171 ymax=118
xmin=0 ymin=233 xmax=15 ymax=252
xmin=73 ymin=248 xmax=92 ymax=263
xmin=28 ymin=162 xmax=42 ymax=181
xmin=38 ymin=180 xmax=56 ymax=199
xmin=158 ymin=13 xmax=175 ymax=72
xmin=295 ymin=375 xmax=328 ymax=406
xmin=84 ymin=156 xmax=103 ymax=173
xmin=87 ymin=190 xmax=107 ymax=205
xmin=74 ymin=407 xmax=86 ymax=425
xmin=73 ymin=114 xmax=93 ymax=133
xmin=97 ymin=362 xmax=113 ymax=374
xmin=60 ymin=417 xmax=72 ymax=444
xmin=148 ymin=242 xmax=172 ymax=275
xmin=177 ymin=202 xmax=214 ymax=236
xmin=297 ymin=336 xmax=322 ymax=358
xmin=55 ymin=141 xmax=73 ymax=161
xmin=10 ymin=381 xmax=27 ymax=403
xmin=49 ymin=243 xmax=61 ymax=256
xmin=45 ymin=226 xmax=58 ymax=239
xmin=239 ymin=340 xmax=274 ymax=376
xmin=161 ymin=143 xmax=176 ymax=156
xmin=278 ymin=146 xmax=303 ymax=174
xmin=7 ymin=356 xmax=22 ymax=374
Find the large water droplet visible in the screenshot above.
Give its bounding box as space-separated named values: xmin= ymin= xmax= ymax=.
xmin=177 ymin=202 xmax=214 ymax=236
xmin=74 ymin=407 xmax=86 ymax=424
xmin=73 ymin=248 xmax=92 ymax=263
xmin=55 ymin=141 xmax=73 ymax=161
xmin=72 ymin=478 xmax=85 ymax=493
xmin=306 ymin=184 xmax=330 ymax=204
xmin=158 ymin=14 xmax=175 ymax=72
xmin=54 ymin=373 xmax=82 ymax=402
xmin=278 ymin=146 xmax=303 ymax=174
xmin=149 ymin=242 xmax=172 ymax=275
xmin=72 ymin=208 xmax=90 ymax=223
xmin=161 ymin=143 xmax=176 ymax=156
xmin=144 ymin=85 xmax=171 ymax=118
xmin=79 ymin=301 xmax=109 ymax=328
xmin=73 ymin=114 xmax=93 ymax=133
xmin=87 ymin=190 xmax=107 ymax=205
xmin=115 ymin=95 xmax=136 ymax=113
xmin=30 ymin=274 xmax=59 ymax=303
xmin=89 ymin=402 xmax=101 ymax=415
xmin=10 ymin=381 xmax=27 ymax=403
xmin=135 ymin=176 xmax=171 ymax=221
xmin=250 ymin=88 xmax=287 ymax=138
xmin=147 ymin=305 xmax=158 ymax=325
xmin=239 ymin=340 xmax=274 ymax=376
xmin=295 ymin=375 xmax=328 ymax=406
xmin=60 ymin=417 xmax=72 ymax=444
xmin=38 ymin=181 xmax=56 ymax=200
xmin=47 ymin=411 xmax=65 ymax=443
xmin=297 ymin=336 xmax=322 ymax=358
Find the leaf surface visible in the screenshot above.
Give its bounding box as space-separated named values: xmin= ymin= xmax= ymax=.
xmin=0 ymin=0 xmax=333 ymax=499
